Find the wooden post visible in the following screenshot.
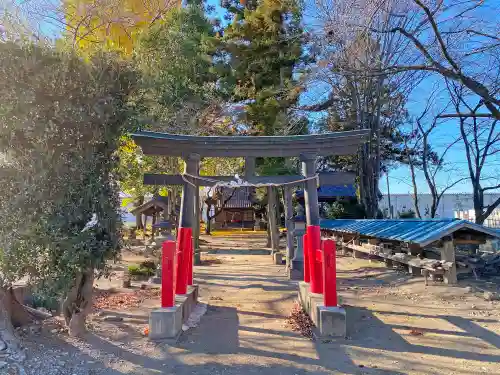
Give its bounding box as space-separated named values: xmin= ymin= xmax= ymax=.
xmin=368 ymin=238 xmax=379 ymax=262
xmin=267 ymin=186 xmax=279 ymax=253
xmin=245 ymin=157 xmax=257 ymax=231
xmin=441 ymin=240 xmax=457 ymax=284
xmin=284 ymin=186 xmax=295 ymax=270
xmin=164 ymin=194 xmax=170 ymax=221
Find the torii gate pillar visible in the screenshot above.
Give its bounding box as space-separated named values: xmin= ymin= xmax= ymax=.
xmin=176 ymin=153 xmax=200 ymax=295
xmin=300 ymin=153 xmax=322 ymax=292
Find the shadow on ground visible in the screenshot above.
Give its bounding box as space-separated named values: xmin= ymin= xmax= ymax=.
xmin=60 ymin=241 xmax=500 ymax=375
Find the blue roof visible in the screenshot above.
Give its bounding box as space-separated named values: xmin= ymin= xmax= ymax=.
xmin=320 ymin=218 xmax=500 ymax=247
xmin=296 ymin=185 xmax=356 ymax=199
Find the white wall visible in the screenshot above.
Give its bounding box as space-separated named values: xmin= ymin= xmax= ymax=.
xmin=379 ymin=193 xmax=500 ymax=222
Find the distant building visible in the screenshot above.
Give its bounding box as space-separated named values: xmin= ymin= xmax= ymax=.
xmin=202 ymin=187 xmax=255 ymax=230
xmin=455 ymin=209 xmax=500 ymax=229
xmin=380 ymin=193 xmax=500 ymax=226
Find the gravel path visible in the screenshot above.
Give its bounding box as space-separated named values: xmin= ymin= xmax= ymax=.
xmin=4 ymin=234 xmax=500 ymax=375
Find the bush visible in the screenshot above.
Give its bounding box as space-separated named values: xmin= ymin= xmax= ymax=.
xmin=398 ymin=209 xmax=416 ymax=219
xmin=128 ymin=263 xmax=155 ymax=277
xmin=325 ymin=198 xmax=366 ymax=219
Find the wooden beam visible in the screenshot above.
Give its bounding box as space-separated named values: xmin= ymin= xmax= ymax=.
xmin=132 ymin=130 xmax=369 ymax=158
xmin=140 ymin=144 xmax=361 ymax=158
xmin=453 ymin=239 xmax=486 ymax=245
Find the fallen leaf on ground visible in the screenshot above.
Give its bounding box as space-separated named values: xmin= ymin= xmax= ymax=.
xmin=93 ymin=289 xmax=160 ymax=309
xmin=286 ymin=301 xmax=315 ymax=339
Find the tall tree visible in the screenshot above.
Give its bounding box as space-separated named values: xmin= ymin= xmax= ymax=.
xmin=402 ymin=98 xmax=466 ymax=218
xmin=377 ymin=0 xmax=500 ymax=120
xmin=117 ymin=3 xmax=220 ymax=224
xmin=217 ymin=0 xmax=308 ymax=136
xmin=0 ymin=41 xmax=137 ymax=346
xmin=135 ymin=3 xmax=219 ymax=133
xmin=448 ymin=81 xmax=500 ymax=224
xmin=10 ymin=0 xmax=180 ymax=56
xmin=307 ymin=31 xmax=413 ymax=217
xmin=314 ymin=0 xmax=500 ymax=120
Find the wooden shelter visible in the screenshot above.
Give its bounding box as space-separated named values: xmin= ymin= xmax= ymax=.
xmin=321 ymin=218 xmax=500 ymax=285
xmin=130 ymin=196 xmax=174 ymax=239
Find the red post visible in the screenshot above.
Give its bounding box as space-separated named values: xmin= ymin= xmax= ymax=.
xmin=303 ymin=233 xmax=310 ymax=282
xmin=322 ymin=239 xmax=338 ymax=307
xmin=161 ymin=240 xmax=176 ymax=308
xmin=307 ymin=225 xmax=322 ymax=294
xmin=175 ymin=227 xmax=192 ymax=295
xmin=187 ymin=234 xmax=193 ymax=286
xmin=314 ymin=248 xmax=324 ymax=294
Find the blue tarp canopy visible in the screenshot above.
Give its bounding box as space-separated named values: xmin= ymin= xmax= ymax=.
xmin=295 ymin=185 xmax=356 ymax=201
xmin=320 ymin=218 xmax=500 ymax=247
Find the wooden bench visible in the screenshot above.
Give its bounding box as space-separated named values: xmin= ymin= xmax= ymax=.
xmin=343 ymin=242 xmax=453 ymax=284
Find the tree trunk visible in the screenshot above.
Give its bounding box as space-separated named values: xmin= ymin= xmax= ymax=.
xmin=205 ymin=203 xmax=214 ymax=235
xmin=135 ymin=196 xmax=144 ymax=230
xmin=62 ymin=269 xmax=94 ymax=337
xmin=0 ymin=287 xmax=20 ymax=354
xmin=0 ymin=286 xmax=47 ymax=357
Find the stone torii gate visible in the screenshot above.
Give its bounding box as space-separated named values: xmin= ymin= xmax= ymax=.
xmin=132 ymin=130 xmax=368 ymax=285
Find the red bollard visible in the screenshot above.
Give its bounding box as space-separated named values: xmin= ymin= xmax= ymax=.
xmin=187 ymin=234 xmax=193 ymax=286
xmin=314 ymin=247 xmax=324 ymax=294
xmin=303 ymin=233 xmax=310 ymax=283
xmin=175 ymin=227 xmax=192 ymax=295
xmin=161 ymin=240 xmax=176 ymax=308
xmin=307 ymin=225 xmax=323 ymax=294
xmin=322 ymin=239 xmax=338 ymax=307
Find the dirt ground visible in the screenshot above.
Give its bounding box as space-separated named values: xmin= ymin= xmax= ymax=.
xmin=6 ymin=234 xmax=500 ymax=375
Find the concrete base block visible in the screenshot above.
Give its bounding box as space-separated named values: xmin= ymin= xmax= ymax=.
xmin=150 ymin=284 xmax=199 ymax=341
xmin=290 ymin=260 xmax=304 ymax=280
xmin=273 ymin=252 xmax=283 ymax=265
xmin=317 ymin=305 xmax=347 ymax=337
xmin=298 ymin=279 xmax=348 ymax=337
xmin=298 ymin=281 xmax=310 ymax=311
xmin=177 ymin=285 xmax=199 ymax=322
xmin=308 ymin=292 xmax=324 ymax=324
xmin=149 ymin=306 xmax=183 ymax=340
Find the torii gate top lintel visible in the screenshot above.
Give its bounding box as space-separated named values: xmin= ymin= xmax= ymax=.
xmin=131 ymin=130 xmax=369 ymax=158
